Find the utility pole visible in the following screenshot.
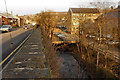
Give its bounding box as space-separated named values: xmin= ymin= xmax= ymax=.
xmin=11 ymin=11 xmax=14 ymax=25
xmin=4 ymin=0 xmax=13 ymax=49
xmin=10 ymin=11 xmax=13 ymax=49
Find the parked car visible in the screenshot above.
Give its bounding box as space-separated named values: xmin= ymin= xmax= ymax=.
xmin=87 ymin=34 xmax=96 ymax=38
xmin=108 ymin=40 xmax=119 ymax=45
xmin=59 ymin=27 xmax=67 ymax=31
xmin=86 ymin=34 xmax=89 ymax=38
xmin=64 ymin=30 xmax=69 ymax=33
xmin=23 ymin=25 xmax=29 ymax=29
xmin=53 ymin=32 xmax=61 ymax=35
xmin=57 ymin=34 xmax=66 ymax=38
xmin=97 ymin=37 xmax=106 ymax=41
xmin=90 ymin=35 xmax=95 ymax=38
xmin=95 ymin=37 xmax=106 ymax=44
xmin=0 ymin=25 xmax=12 ymax=32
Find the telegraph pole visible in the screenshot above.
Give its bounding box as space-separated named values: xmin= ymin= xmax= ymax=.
xmin=4 ymin=0 xmax=13 ymax=49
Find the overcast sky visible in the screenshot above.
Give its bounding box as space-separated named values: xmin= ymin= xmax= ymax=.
xmin=0 ymin=0 xmax=119 ymax=16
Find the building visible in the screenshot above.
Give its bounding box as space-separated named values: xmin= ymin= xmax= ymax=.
xmin=68 ymin=8 xmax=101 ymax=35
xmin=0 ymin=15 xmax=1 ymax=26
xmin=118 ymin=1 xmax=120 ymax=48
xmin=0 ymin=13 xmax=20 ymax=27
xmin=20 ymin=17 xmax=24 ymax=27
xmin=0 ymin=13 xmax=8 ymax=26
xmin=46 ymin=12 xmax=68 ymax=27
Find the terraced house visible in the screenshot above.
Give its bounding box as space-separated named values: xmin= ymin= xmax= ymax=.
xmin=118 ymin=2 xmax=120 ymax=48
xmin=68 ymin=8 xmax=101 ymax=35
xmin=0 ymin=14 xmax=2 ymax=27
xmin=0 ymin=13 xmax=20 ymax=27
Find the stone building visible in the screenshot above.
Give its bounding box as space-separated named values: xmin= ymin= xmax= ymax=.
xmin=118 ymin=2 xmax=120 ymax=48
xmin=0 ymin=13 xmax=20 ymax=27
xmin=67 ymin=8 xmax=101 ymax=35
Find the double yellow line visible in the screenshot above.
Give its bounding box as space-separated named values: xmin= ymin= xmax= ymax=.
xmin=0 ymin=33 xmax=32 ymax=66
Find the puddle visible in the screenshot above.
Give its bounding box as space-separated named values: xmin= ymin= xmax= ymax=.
xmin=14 ymin=68 xmax=24 ymax=70
xmin=31 ymin=45 xmax=38 ymax=47
xmin=14 ymin=68 xmax=33 ymax=72
xmin=25 ymin=68 xmax=33 ymax=70
xmin=14 ymin=62 xmax=22 ymax=65
xmin=28 ymin=58 xmax=31 ymax=61
xmin=31 ymin=48 xmax=39 ymax=49
xmin=29 ymin=52 xmax=39 ymax=55
xmin=13 ymin=68 xmax=25 ymax=72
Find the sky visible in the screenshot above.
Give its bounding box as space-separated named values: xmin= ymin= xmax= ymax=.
xmin=0 ymin=0 xmax=120 ymax=16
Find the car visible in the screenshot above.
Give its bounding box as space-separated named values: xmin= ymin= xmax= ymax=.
xmin=57 ymin=34 xmax=66 ymax=38
xmin=53 ymin=32 xmax=61 ymax=35
xmin=64 ymin=30 xmax=69 ymax=33
xmin=108 ymin=40 xmax=119 ymax=45
xmin=0 ymin=25 xmax=12 ymax=32
xmin=88 ymin=34 xmax=96 ymax=38
xmin=59 ymin=27 xmax=67 ymax=30
xmin=95 ymin=37 xmax=107 ymax=44
xmin=23 ymin=25 xmax=29 ymax=29
xmin=97 ymin=37 xmax=106 ymax=41
xmin=86 ymin=34 xmax=89 ymax=38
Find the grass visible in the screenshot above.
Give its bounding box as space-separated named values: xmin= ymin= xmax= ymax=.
xmin=40 ymin=28 xmax=61 ymax=78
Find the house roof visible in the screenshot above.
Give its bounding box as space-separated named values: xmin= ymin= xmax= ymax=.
xmin=0 ymin=12 xmax=19 ymax=19
xmin=96 ymin=9 xmax=119 ymax=21
xmin=0 ymin=13 xmax=12 ymax=18
xmin=70 ymin=8 xmax=100 ymax=13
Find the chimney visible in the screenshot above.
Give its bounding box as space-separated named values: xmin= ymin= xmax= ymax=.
xmin=111 ymin=6 xmax=114 ymax=10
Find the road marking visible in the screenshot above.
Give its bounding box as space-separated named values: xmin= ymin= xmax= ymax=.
xmin=0 ymin=32 xmax=32 ymax=66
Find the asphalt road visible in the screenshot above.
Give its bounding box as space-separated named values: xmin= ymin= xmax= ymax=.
xmin=0 ymin=28 xmax=33 ymax=66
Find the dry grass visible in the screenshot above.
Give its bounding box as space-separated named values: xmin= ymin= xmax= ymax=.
xmin=41 ymin=28 xmax=61 ymax=78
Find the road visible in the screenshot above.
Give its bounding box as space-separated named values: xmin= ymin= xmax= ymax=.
xmin=2 ymin=28 xmax=50 ymax=78
xmin=0 ymin=28 xmax=33 ymax=66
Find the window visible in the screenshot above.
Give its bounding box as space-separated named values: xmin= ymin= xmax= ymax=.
xmin=89 ymin=15 xmax=91 ymax=17
xmin=73 ymin=14 xmax=76 ymax=16
xmin=73 ymin=22 xmax=79 ymax=25
xmin=73 ymin=14 xmax=79 ymax=16
xmin=76 ymin=27 xmax=79 ymax=29
xmin=76 ymin=18 xmax=79 ymax=20
xmin=73 ymin=17 xmax=76 ymax=20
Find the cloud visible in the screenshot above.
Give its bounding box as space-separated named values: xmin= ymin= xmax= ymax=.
xmin=0 ymin=0 xmax=119 ymax=15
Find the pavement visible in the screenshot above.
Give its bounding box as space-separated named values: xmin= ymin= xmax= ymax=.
xmin=0 ymin=28 xmax=32 ymax=62
xmin=2 ymin=28 xmax=50 ymax=78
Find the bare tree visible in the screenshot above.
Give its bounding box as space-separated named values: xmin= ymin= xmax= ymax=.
xmin=35 ymin=11 xmax=61 ymax=78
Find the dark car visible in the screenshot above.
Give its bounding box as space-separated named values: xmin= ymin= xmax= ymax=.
xmin=23 ymin=25 xmax=29 ymax=29
xmin=60 ymin=27 xmax=67 ymax=30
